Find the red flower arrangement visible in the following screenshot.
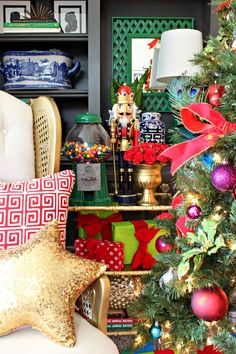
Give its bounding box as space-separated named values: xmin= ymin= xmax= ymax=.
xmin=123 ymin=142 xmax=170 ymax=165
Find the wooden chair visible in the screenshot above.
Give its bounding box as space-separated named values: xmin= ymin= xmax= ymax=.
xmin=0 ymin=91 xmax=117 ymax=353
xmin=31 ymin=95 xmax=111 ymax=333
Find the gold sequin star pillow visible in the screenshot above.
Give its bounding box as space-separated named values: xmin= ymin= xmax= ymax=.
xmin=0 ymin=221 xmax=106 ymax=346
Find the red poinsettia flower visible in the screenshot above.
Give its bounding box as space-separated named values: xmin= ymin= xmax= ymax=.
xmin=197 ymin=345 xmax=223 ymax=354
xmin=124 ymin=142 xmax=170 ymax=165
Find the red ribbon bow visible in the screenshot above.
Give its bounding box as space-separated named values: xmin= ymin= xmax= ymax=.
xmin=161 ymin=103 xmax=236 ymax=175
xmin=131 ymin=220 xmax=158 ymax=269
xmin=75 ymin=213 xmax=123 ymax=240
xmin=85 ymin=238 xmax=106 ymax=260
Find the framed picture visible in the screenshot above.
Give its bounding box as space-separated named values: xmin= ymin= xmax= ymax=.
xmin=54 ymin=0 xmax=86 ymax=34
xmin=0 ymin=0 xmax=30 ymax=31
xmin=112 ymin=17 xmax=194 ymax=113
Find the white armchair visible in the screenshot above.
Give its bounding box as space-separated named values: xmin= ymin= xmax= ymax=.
xmin=0 ymin=91 xmax=118 ymax=354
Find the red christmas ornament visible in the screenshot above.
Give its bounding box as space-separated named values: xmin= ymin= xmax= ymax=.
xmin=233 ymin=184 xmax=236 ymax=199
xmin=191 ymin=286 xmax=228 ymax=322
xmin=155 ymin=234 xmax=172 ymax=253
xmin=206 ymin=83 xmax=225 ymax=107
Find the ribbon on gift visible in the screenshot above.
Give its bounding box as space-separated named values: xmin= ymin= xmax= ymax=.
xmin=84 ymin=238 xmax=101 ymax=260
xmin=75 ymin=212 xmax=123 ymax=241
xmin=131 ymin=220 xmax=159 ymax=269
xmin=161 ymin=103 xmax=236 ymax=175
xmin=154 ymin=350 xmax=174 ymax=354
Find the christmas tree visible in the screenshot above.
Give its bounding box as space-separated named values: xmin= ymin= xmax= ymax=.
xmin=128 ymin=1 xmax=236 ymax=353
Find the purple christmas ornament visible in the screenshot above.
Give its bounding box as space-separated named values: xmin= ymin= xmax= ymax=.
xmin=186 ymin=205 xmax=202 ymax=219
xmin=211 ymin=164 xmax=236 ymax=192
xmin=155 ymin=234 xmax=172 ymax=253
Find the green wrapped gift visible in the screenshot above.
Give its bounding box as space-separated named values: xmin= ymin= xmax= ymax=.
xmin=77 ymin=211 xmax=123 ymax=240
xmin=112 ymin=220 xmax=167 ymax=265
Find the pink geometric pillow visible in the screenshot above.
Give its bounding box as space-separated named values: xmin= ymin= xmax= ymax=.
xmin=0 ymin=170 xmax=75 ymax=250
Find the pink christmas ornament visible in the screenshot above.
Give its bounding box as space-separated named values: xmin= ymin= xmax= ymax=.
xmin=191 ymin=286 xmax=228 ymax=322
xmin=186 ymin=205 xmax=202 ymax=219
xmin=155 ymin=235 xmax=172 ymax=253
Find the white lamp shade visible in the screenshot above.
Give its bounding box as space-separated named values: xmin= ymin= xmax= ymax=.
xmin=156 ymin=29 xmax=203 ymax=84
xmin=149 ymin=47 xmax=168 ymax=90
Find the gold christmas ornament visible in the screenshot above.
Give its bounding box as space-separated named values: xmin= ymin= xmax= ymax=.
xmin=0 ymin=221 xmax=106 ymax=346
xmin=213 ymin=203 xmax=228 ymax=219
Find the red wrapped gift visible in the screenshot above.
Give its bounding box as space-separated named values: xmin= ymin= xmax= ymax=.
xmin=75 ymin=238 xmax=124 ymax=271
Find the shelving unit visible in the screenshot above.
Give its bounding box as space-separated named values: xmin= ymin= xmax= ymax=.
xmin=0 ymin=33 xmax=88 ymax=42
xmin=4 ymin=89 xmax=88 ymax=98
xmin=0 ymin=0 xmax=101 ymax=136
xmin=69 ymin=204 xmax=172 ymax=212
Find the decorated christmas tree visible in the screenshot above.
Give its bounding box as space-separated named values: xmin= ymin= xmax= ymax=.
xmin=128 ymin=1 xmax=236 ymax=353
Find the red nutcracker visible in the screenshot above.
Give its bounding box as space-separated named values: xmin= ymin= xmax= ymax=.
xmin=110 ymin=83 xmax=140 ymax=204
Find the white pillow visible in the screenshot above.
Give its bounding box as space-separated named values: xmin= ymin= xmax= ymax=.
xmin=0 ymin=91 xmax=35 ymax=181
xmin=0 ymin=313 xmax=119 ymax=354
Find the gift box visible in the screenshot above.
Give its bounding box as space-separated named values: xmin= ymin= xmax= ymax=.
xmin=75 ymin=238 xmax=124 ymax=271
xmin=112 ymin=220 xmax=167 ymax=265
xmin=76 ymin=211 xmax=123 ymax=240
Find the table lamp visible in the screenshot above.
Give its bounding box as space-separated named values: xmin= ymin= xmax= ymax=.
xmin=149 ymin=46 xmax=168 ymax=90
xmin=151 ymin=28 xmax=203 ymax=88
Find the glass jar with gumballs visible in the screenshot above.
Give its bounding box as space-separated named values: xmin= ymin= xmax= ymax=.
xmin=64 ymin=113 xmax=112 ymax=206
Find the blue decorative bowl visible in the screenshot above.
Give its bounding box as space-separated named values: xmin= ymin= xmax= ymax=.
xmin=0 ymin=50 xmax=81 ymax=89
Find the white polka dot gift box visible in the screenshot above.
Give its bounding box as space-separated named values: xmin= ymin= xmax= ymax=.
xmin=74 ymin=238 xmax=124 ymax=271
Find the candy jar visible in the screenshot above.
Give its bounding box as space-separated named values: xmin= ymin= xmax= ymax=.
xmin=64 ymin=113 xmax=112 ymax=206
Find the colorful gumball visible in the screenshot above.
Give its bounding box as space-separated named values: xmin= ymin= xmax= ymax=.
xmin=64 ymin=141 xmax=111 ymax=163
xmin=186 ymin=205 xmax=202 ymax=219
xmin=211 ymin=164 xmax=236 ymax=192
xmin=155 ymin=234 xmax=172 ymax=253
xmin=191 ymin=286 xmax=228 ymax=322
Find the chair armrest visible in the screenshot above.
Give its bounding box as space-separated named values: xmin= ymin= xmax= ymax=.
xmin=77 ymin=274 xmax=110 ymax=333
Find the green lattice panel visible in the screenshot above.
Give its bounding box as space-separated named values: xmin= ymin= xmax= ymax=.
xmin=112 ymin=17 xmax=194 ymax=112
xmin=142 ymin=93 xmax=172 ymax=113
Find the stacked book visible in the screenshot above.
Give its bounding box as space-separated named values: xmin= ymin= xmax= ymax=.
xmin=3 ymin=20 xmax=61 ymax=33
xmin=107 ymin=317 xmax=137 ymax=332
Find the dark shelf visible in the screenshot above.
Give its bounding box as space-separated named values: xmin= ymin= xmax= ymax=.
xmin=0 ymin=33 xmax=88 ymax=42
xmin=4 ymin=89 xmax=88 ymax=98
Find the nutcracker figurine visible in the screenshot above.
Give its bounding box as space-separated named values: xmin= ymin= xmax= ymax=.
xmin=109 ymin=83 xmax=140 ymax=205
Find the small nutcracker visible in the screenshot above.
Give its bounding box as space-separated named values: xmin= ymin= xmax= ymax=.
xmin=109 ymin=83 xmax=140 ymax=204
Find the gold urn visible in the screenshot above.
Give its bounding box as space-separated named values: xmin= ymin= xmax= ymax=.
xmin=134 ymin=164 xmax=162 ymax=206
